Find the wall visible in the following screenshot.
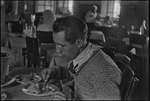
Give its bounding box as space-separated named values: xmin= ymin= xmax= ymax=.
xmin=119 ymin=1 xmax=148 ymax=30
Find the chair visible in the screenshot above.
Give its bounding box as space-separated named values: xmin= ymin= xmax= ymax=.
xmin=96 ymin=26 xmax=112 ymax=41
xmin=128 ymin=52 xmax=143 ymax=79
xmin=114 ymin=53 xmax=131 ymax=67
xmin=36 ymin=31 xmax=54 ymax=44
xmin=100 ymin=47 xmax=116 ymax=60
xmin=104 ymin=38 xmax=128 ymax=54
xmin=25 ymin=37 xmax=47 ymax=68
xmin=89 ymin=30 xmax=106 ymax=45
xmin=22 ymin=48 xmax=27 ymax=66
xmin=125 ymin=77 xmax=139 ymax=100
xmin=129 ymin=33 xmax=147 ymax=49
xmin=116 ymin=61 xmax=139 ymax=100
xmin=86 ymin=23 xmax=96 ymax=39
xmin=117 ymin=26 xmax=128 ymax=40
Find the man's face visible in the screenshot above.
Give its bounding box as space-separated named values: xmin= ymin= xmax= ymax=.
xmin=53 ymin=31 xmax=79 ymax=60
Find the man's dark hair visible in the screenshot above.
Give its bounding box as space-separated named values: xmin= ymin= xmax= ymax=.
xmin=53 ymin=16 xmax=88 ymax=44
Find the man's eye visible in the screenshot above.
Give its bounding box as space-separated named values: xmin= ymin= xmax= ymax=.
xmin=60 ymin=45 xmax=65 ymax=47
xmin=56 ymin=44 xmax=65 ymax=47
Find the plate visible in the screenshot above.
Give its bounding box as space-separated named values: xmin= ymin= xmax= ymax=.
xmin=1 ymin=78 xmax=16 ymax=87
xmin=22 ymin=84 xmax=55 ymax=96
xmin=1 ymin=93 xmax=7 ymax=100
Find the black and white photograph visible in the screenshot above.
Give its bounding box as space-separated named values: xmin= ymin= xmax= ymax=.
xmin=1 ymin=0 xmax=149 ymax=100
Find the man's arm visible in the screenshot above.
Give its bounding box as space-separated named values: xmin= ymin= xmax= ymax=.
xmin=48 ymin=57 xmax=73 ymax=81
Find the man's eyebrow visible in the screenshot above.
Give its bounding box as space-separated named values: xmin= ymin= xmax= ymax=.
xmin=55 ymin=42 xmax=65 ymax=46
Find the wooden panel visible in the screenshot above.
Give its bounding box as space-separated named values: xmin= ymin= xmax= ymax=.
xmin=119 ymin=1 xmax=148 ymax=30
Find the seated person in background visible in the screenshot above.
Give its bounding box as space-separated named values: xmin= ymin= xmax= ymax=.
xmin=42 ymin=16 xmax=122 ymax=100
xmin=85 ymin=5 xmax=102 ymax=27
xmin=101 ymin=16 xmax=114 ymax=26
xmin=37 ymin=10 xmax=56 ymax=31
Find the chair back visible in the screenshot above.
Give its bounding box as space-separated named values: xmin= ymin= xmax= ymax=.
xmin=125 ymin=77 xmax=139 ymax=100
xmin=25 ymin=37 xmax=41 ymax=67
xmin=116 ymin=61 xmax=135 ymax=100
xmin=100 ymin=47 xmax=116 ymax=60
xmin=86 ymin=23 xmax=95 ymax=39
xmin=105 ymin=38 xmax=128 ymax=54
xmin=129 ymin=33 xmax=147 ymax=49
xmin=129 ymin=52 xmax=143 ymax=79
xmin=36 ymin=31 xmax=54 ymax=44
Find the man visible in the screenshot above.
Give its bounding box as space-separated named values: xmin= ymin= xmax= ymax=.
xmin=42 ymin=16 xmax=121 ymax=100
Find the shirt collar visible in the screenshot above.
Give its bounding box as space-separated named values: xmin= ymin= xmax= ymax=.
xmin=72 ymin=43 xmax=100 ymax=70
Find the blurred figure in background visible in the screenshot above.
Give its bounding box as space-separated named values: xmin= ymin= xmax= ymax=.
xmin=85 ymin=5 xmax=102 ymax=27
xmin=37 ymin=10 xmax=56 ymax=31
xmin=101 ymin=16 xmax=113 ymax=25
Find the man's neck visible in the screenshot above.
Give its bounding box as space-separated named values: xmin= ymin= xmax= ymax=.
xmin=78 ymin=41 xmax=88 ymax=55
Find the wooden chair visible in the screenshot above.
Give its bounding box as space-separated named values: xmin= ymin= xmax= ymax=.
xmin=25 ymin=37 xmax=47 ymax=68
xmin=116 ymin=61 xmax=139 ymax=100
xmin=114 ymin=53 xmax=131 ymax=67
xmin=36 ymin=31 xmax=54 ymax=44
xmin=129 ymin=33 xmax=147 ymax=49
xmin=104 ymin=38 xmax=128 ymax=54
xmin=128 ymin=52 xmax=143 ymax=79
xmin=22 ymin=48 xmax=27 ymax=66
xmin=100 ymin=47 xmax=116 ymax=60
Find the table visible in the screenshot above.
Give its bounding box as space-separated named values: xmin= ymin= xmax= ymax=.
xmin=2 ymin=84 xmax=54 ymax=100
xmin=5 ymin=33 xmax=57 ymax=66
xmin=1 ymin=67 xmax=54 ymax=100
xmin=5 ymin=33 xmax=26 ymax=49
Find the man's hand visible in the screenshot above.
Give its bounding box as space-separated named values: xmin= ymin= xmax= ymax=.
xmin=42 ymin=68 xmax=53 ymax=83
xmin=53 ymin=91 xmax=67 ymax=100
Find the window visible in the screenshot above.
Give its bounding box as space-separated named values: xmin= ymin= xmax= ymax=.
xmin=113 ymin=0 xmax=120 ymax=18
xmin=68 ymin=0 xmax=74 ymax=15
xmin=56 ymin=0 xmax=74 ymax=15
xmin=37 ymin=1 xmax=54 ymax=12
xmin=37 ymin=0 xmax=74 ymax=15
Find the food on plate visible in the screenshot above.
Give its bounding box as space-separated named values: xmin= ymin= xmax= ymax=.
xmin=29 ymin=73 xmax=42 ymax=83
xmin=27 ymin=83 xmax=42 ymax=94
xmin=26 ymin=82 xmax=57 ymax=94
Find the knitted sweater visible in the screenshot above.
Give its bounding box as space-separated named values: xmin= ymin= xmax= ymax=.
xmin=50 ymin=49 xmax=122 ymax=100
xmin=73 ymin=50 xmax=121 ymax=100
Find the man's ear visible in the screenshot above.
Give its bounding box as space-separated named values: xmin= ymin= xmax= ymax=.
xmin=75 ymin=39 xmax=83 ymax=48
